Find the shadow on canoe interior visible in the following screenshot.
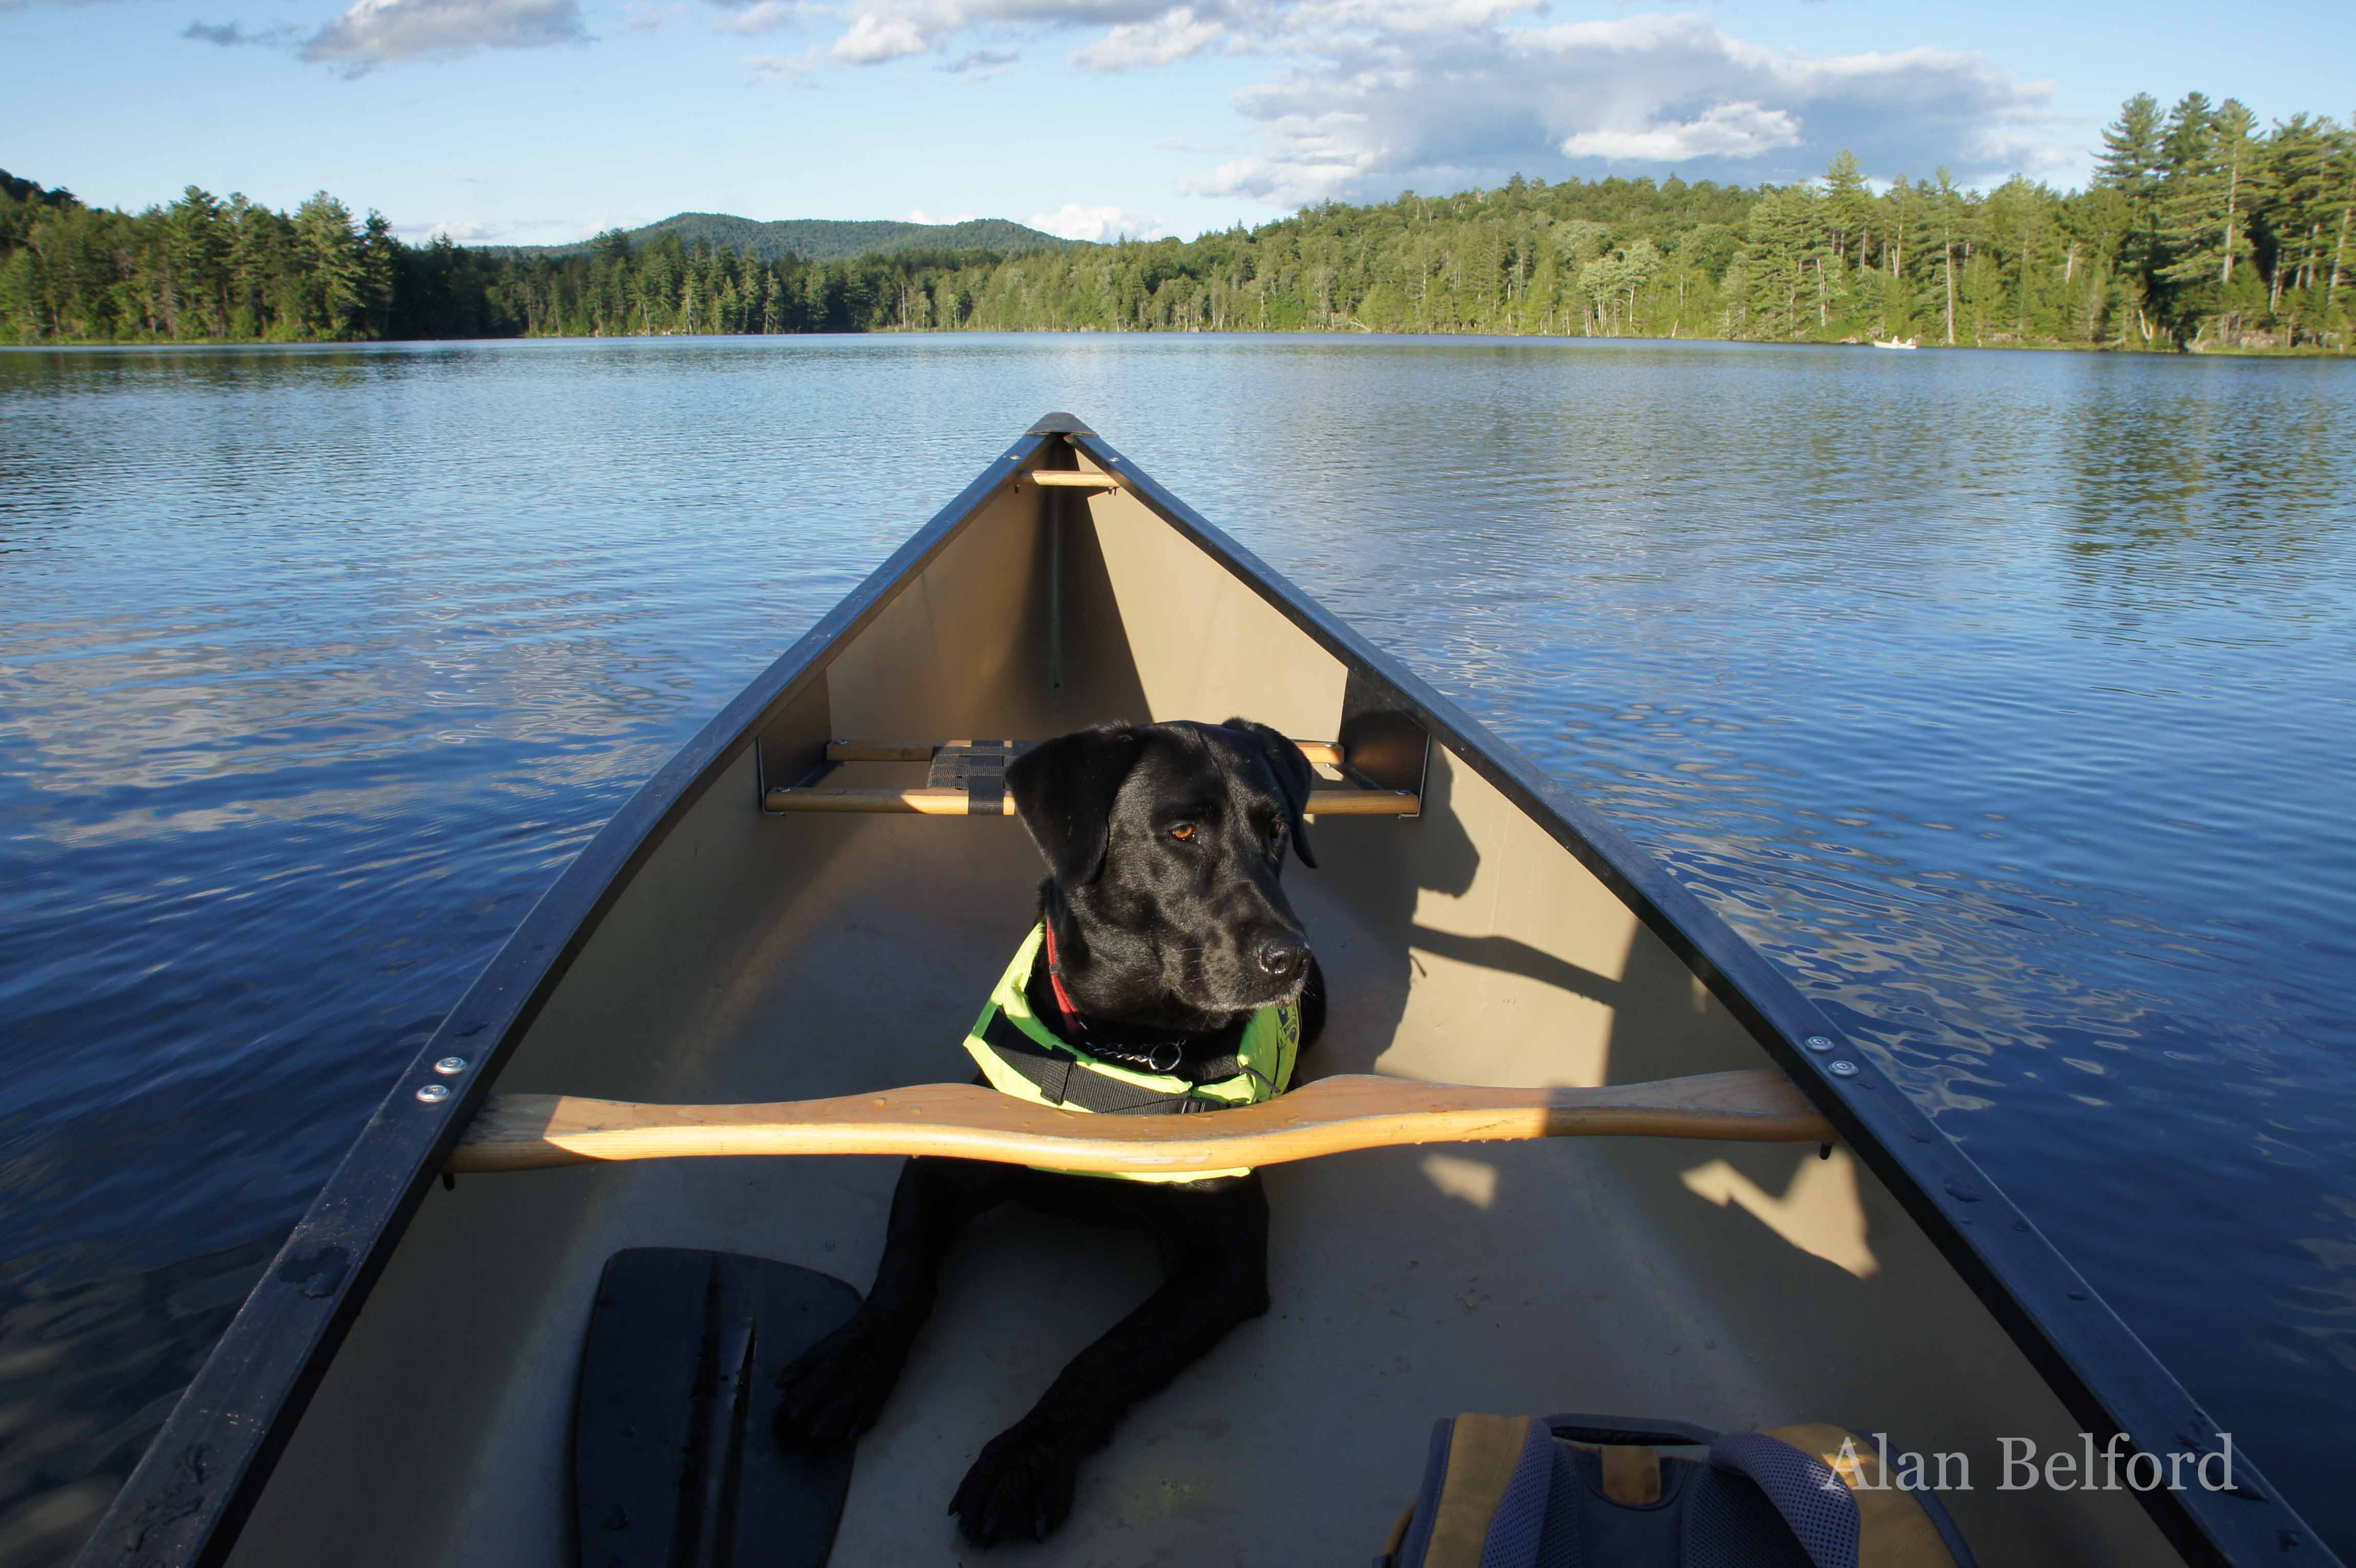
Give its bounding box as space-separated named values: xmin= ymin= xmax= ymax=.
xmin=217 ymin=459 xmax=2175 ymax=1566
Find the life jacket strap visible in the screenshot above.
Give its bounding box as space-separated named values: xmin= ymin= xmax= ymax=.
xmin=980 ymin=1012 xmax=1222 ymax=1115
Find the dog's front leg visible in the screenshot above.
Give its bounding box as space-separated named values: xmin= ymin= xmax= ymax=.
xmin=948 ymin=1174 xmax=1271 ymax=1544
xmin=775 ymin=1155 xmax=1010 ymax=1452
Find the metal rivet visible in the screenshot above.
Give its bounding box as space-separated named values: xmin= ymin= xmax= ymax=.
xmin=416 ymin=1083 xmax=451 ymax=1104
xmin=1827 ymin=1060 xmax=1860 ymax=1079
xmin=434 ymin=1056 xmax=468 ymax=1076
xmin=1803 ymin=1035 xmax=1835 ymax=1052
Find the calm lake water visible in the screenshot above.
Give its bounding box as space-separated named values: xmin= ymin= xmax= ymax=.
xmin=2 ymin=335 xmax=2351 ymax=1562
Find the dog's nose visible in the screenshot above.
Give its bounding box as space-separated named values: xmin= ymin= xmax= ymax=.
xmin=1257 ymin=936 xmax=1308 ymax=979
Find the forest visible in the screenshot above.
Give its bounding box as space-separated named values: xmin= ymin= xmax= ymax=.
xmin=4 ymin=93 xmax=2350 ymax=352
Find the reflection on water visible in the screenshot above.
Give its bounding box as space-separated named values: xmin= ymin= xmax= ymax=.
xmin=2 ymin=337 xmax=2351 ymax=1562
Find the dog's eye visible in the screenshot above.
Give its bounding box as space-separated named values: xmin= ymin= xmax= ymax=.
xmin=1169 ymin=824 xmax=1196 ymax=841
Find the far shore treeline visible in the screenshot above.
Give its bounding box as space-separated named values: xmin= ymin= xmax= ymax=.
xmin=5 ymin=93 xmax=2351 ymax=353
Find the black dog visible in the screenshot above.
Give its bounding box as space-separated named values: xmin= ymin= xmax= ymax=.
xmin=774 ymin=718 xmax=1327 ymax=1544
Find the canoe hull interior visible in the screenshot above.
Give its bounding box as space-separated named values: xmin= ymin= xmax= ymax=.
xmin=215 ymin=452 xmax=2180 ymax=1565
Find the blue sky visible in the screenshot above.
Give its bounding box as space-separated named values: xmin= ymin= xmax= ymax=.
xmin=4 ymin=0 xmax=2350 ymax=244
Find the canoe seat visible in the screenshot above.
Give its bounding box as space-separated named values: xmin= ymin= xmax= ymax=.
xmin=1378 ymin=1413 xmax=1979 ymax=1567
xmin=761 ymin=738 xmax=1420 ymax=817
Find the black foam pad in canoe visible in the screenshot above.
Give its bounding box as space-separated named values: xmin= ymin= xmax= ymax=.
xmin=576 ymin=1249 xmax=862 ymax=1568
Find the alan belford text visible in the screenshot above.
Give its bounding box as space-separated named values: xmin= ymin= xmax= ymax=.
xmin=1820 ymin=1432 xmax=2240 ymax=1494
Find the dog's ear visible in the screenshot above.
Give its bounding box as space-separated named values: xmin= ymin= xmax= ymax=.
xmin=1226 ymin=718 xmax=1317 ymax=869
xmin=1007 ymin=724 xmax=1148 ymax=887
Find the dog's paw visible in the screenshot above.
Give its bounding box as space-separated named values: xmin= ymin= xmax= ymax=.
xmin=948 ymin=1423 xmax=1081 ymax=1546
xmin=773 ymin=1318 xmax=905 ymax=1453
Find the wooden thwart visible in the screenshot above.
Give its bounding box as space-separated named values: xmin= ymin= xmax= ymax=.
xmin=1023 ymin=470 xmax=1122 ymax=488
xmin=763 ymin=785 xmax=1417 ymax=816
xmin=822 ymin=739 xmax=1348 ymax=767
xmin=447 ymin=1070 xmax=1835 ymax=1176
xmin=767 ymin=736 xmax=1408 ymax=816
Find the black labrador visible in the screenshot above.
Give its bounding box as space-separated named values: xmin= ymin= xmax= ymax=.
xmin=774 ymin=718 xmax=1327 ymax=1544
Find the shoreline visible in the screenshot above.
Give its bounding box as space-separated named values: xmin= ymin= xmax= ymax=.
xmin=7 ymin=327 xmax=2349 ymax=358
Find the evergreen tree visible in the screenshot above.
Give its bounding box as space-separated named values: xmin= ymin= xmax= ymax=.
xmin=1824 ymin=150 xmax=1873 ymax=271
xmin=2097 ymin=94 xmax=2167 ymax=199
xmin=1928 ymin=168 xmax=1972 ymax=344
xmin=2096 ymin=93 xmax=2168 ymax=324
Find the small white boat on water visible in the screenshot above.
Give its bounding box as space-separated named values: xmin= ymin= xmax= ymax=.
xmin=1873 ymin=337 xmax=1919 ymax=349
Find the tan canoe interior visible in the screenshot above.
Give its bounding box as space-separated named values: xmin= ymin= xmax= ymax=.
xmin=227 ymin=458 xmax=2174 ymax=1565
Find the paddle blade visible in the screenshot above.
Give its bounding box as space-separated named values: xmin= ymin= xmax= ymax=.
xmin=576 ymin=1249 xmax=861 ymax=1568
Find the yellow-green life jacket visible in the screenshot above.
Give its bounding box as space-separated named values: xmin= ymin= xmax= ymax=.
xmin=962 ymin=924 xmax=1300 ymax=1182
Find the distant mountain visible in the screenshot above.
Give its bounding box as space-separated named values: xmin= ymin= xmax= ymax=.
xmin=509 ymin=212 xmax=1083 ymax=263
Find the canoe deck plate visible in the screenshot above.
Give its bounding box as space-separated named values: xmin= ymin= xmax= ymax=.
xmin=576 ymin=1249 xmax=861 ymax=1568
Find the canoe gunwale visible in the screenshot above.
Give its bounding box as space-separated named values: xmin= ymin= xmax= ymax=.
xmin=77 ymin=410 xmax=2333 ymax=1568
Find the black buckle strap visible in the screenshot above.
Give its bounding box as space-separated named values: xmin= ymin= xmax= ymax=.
xmin=983 ymin=1013 xmax=1212 ymax=1116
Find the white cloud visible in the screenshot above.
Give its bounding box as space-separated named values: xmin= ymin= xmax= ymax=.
xmin=713 ymin=0 xmax=810 ymax=33
xmin=829 ymin=0 xmax=1167 ymax=65
xmin=1292 ymin=0 xmax=1535 ymax=30
xmin=1177 ymin=11 xmax=2063 ymax=205
xmin=182 ymin=18 xmax=297 ymax=44
xmin=1028 ymin=202 xmax=1168 ymax=241
xmin=831 ymin=10 xmax=926 ymax=60
xmin=1070 ymin=4 xmax=1220 ymax=69
xmin=800 ymin=1 xmax=2060 ymax=212
xmin=907 ymin=207 xmax=978 ymax=223
xmin=943 ymin=45 xmax=1016 ymax=73
xmin=390 ymin=218 xmax=499 ymax=240
xmin=746 ymin=44 xmax=818 ymax=80
xmin=300 ymin=0 xmax=586 ymax=70
xmin=1559 ymin=101 xmax=1801 ymax=162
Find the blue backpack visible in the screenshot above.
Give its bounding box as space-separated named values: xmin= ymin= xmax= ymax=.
xmin=1377 ymin=1414 xmax=1978 ymax=1568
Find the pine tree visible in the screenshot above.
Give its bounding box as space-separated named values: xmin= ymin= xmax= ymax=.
xmin=2096 ymin=94 xmax=2166 ymax=198
xmin=293 ymin=192 xmax=365 ymax=339
xmin=1877 ymin=175 xmax=1916 ymax=336
xmin=2096 ymin=94 xmax=2167 ymax=329
xmin=1929 ymin=168 xmax=1972 ymax=344
xmin=2161 ymin=93 xmax=2216 ymax=179
xmin=360 ymin=210 xmax=395 ymax=338
xmin=2157 ymin=98 xmax=2265 ymax=339
xmin=1982 ymin=178 xmax=2053 ymax=339
xmin=2328 ymin=120 xmax=2355 ymax=317
xmin=2213 ymin=100 xmax=2262 ymax=287
xmin=162 ymin=187 xmax=228 ymax=338
xmin=2261 ymin=115 xmax=2335 ymax=317
xmin=1824 ymin=150 xmax=1873 ymax=271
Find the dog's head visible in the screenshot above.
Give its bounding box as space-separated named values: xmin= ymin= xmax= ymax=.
xmin=1006 ymin=718 xmax=1317 ymax=1027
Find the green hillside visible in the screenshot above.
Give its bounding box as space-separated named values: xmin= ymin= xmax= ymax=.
xmin=516 ymin=211 xmax=1081 ymax=263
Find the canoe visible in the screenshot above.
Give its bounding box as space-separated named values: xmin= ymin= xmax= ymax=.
xmin=82 ymin=413 xmax=2330 ymax=1567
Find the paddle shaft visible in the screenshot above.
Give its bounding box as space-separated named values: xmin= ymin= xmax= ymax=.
xmin=447 ymin=1070 xmax=1834 ymax=1177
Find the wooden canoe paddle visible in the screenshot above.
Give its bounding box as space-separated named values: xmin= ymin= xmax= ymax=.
xmin=447 ymin=1070 xmax=1835 ymax=1177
